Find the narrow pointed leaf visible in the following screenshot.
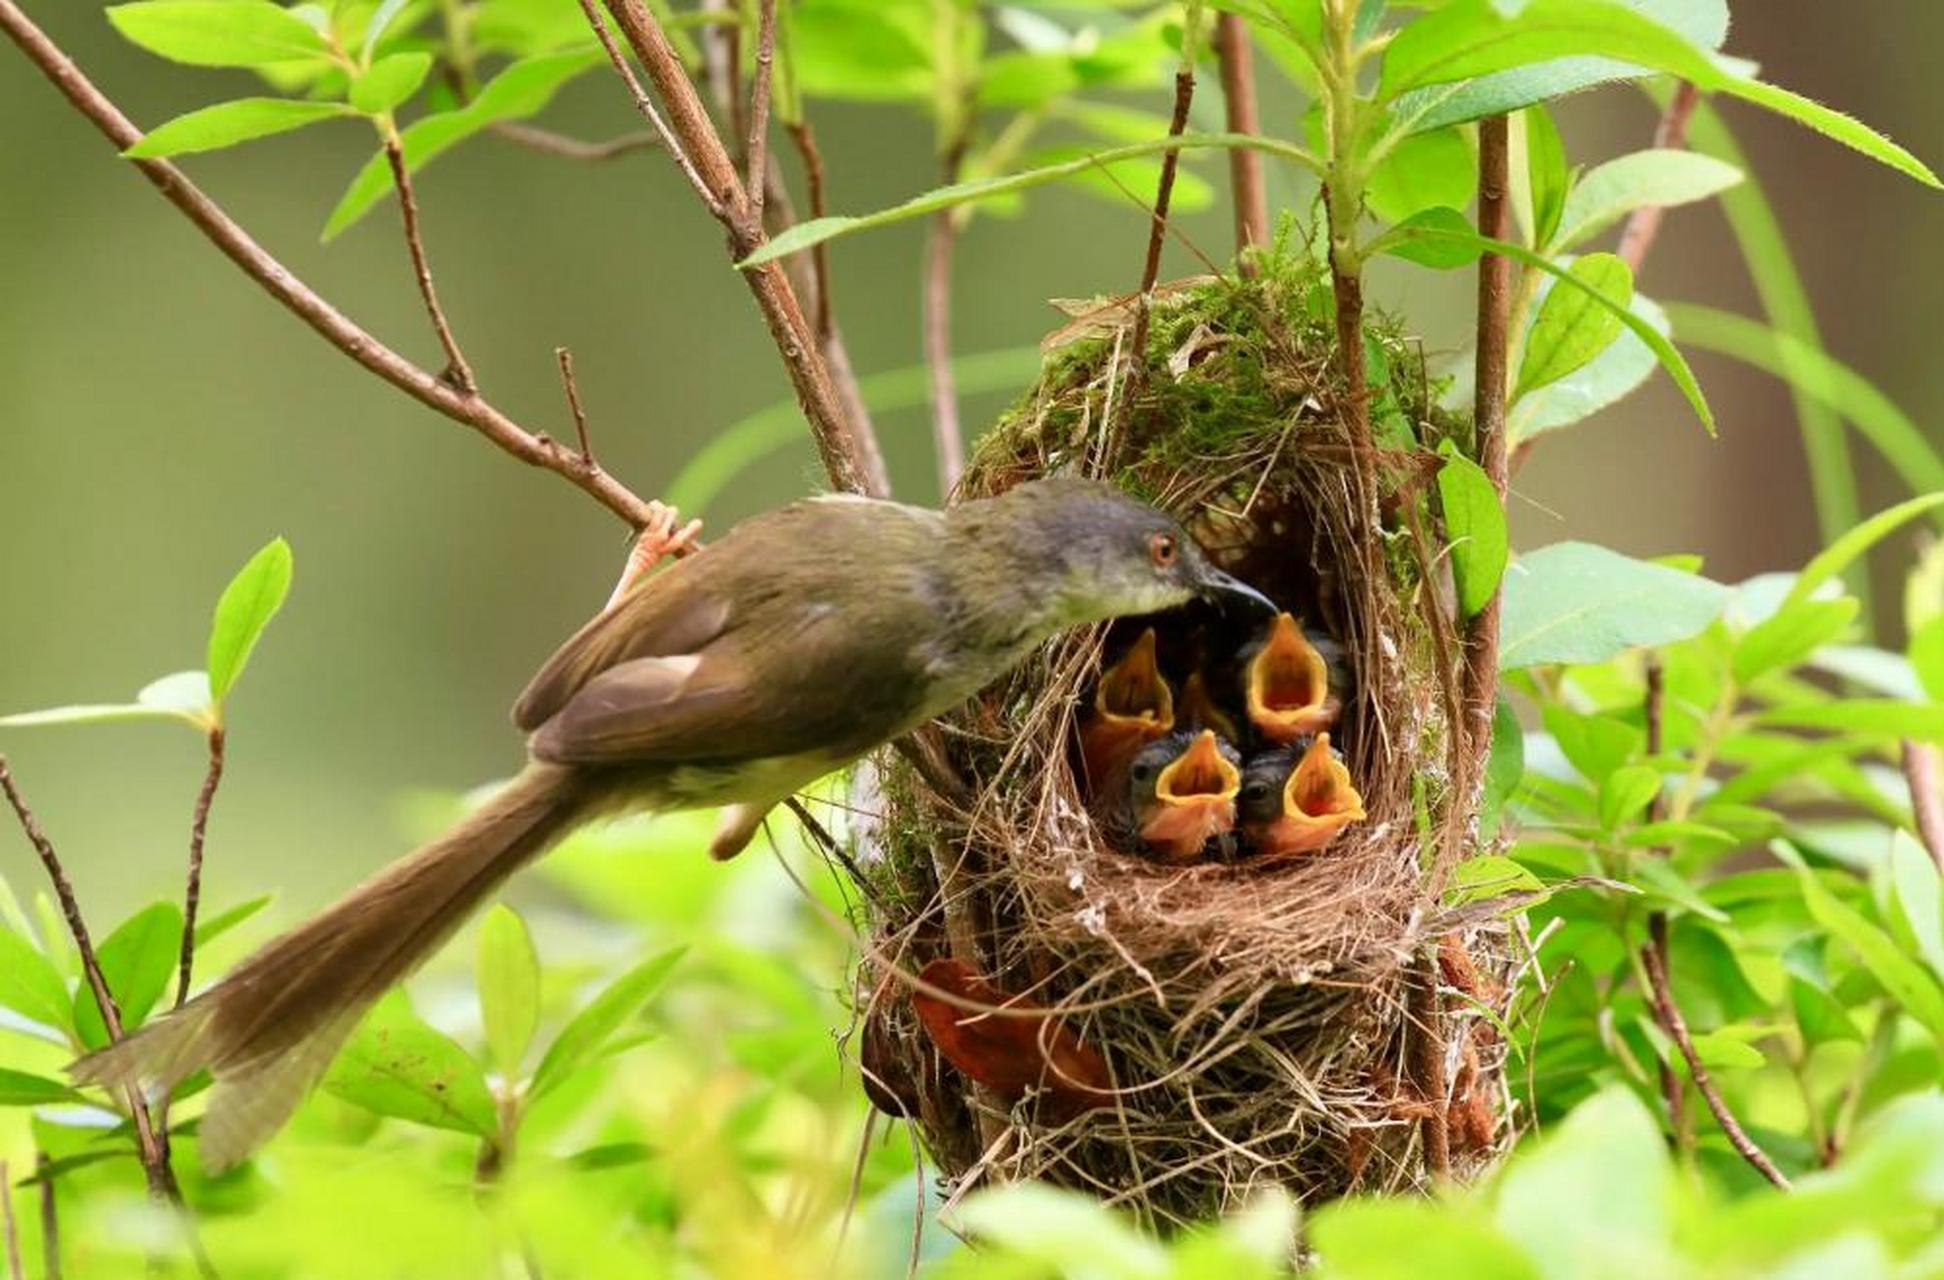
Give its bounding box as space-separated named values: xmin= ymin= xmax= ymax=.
xmin=73 ymin=902 xmax=184 ymax=1049
xmin=1436 ymin=444 xmax=1508 ymax=619
xmin=1552 ymin=149 xmax=1742 ymax=251
xmin=108 ymin=1 xmax=331 ymax=67
xmin=1516 ymin=253 xmax=1631 ymax=398
xmin=477 ymin=905 xmax=540 ymax=1075
xmin=126 ymin=98 xmax=352 ymax=158
xmin=207 ymin=537 xmax=293 ymax=703
xmin=531 ymin=946 xmax=684 ymax=1099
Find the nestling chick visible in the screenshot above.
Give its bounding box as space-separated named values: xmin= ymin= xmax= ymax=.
xmin=1175 ymin=669 xmax=1240 ymax=742
xmin=1124 ymin=728 xmax=1243 ymax=862
xmin=1080 ymin=627 xmax=1174 ymax=789
xmin=1243 ymin=613 xmax=1350 ymax=744
xmin=1237 ymin=732 xmax=1366 ymax=856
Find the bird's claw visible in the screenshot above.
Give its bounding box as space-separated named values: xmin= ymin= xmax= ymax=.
xmin=604 ymin=502 xmax=703 ymax=610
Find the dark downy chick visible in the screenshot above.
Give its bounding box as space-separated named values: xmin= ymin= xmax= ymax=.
xmin=1237 ymin=732 xmax=1366 ymax=857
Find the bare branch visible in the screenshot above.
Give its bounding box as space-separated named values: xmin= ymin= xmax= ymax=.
xmin=1642 ymin=917 xmax=1792 ymax=1189
xmin=1406 ymin=952 xmax=1452 ymax=1178
xmin=0 ymin=0 xmax=661 ymax=530
xmin=1617 ymin=81 xmax=1702 ymax=271
xmin=2 ymin=1160 xmax=22 ymax=1280
xmin=174 ymin=727 xmax=225 ymax=1009
xmin=383 ymin=139 xmax=476 ymax=394
xmin=1904 ymin=740 xmax=1944 ymax=874
xmin=746 ymin=0 xmax=778 ymax=226
xmin=571 ymin=0 xmax=727 ymax=218
xmin=1463 ymin=114 xmax=1512 ymax=751
xmin=556 ymin=347 xmax=594 ymax=462
xmin=35 ymin=1153 xmax=57 ymax=1280
xmin=787 ymin=122 xmax=836 ymax=342
xmin=926 ymin=143 xmax=969 ymax=498
xmin=1213 ymin=13 xmax=1268 ymax=260
xmin=489 ymin=121 xmax=658 ymax=162
xmin=1118 ymin=51 xmax=1198 ymax=436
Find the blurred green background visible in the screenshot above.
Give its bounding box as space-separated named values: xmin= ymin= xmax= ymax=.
xmin=2 ymin=1 xmax=1939 ymax=923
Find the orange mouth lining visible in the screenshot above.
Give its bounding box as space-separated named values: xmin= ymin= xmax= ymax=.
xmin=1156 ymin=732 xmax=1241 ymax=803
xmin=1285 ymin=734 xmax=1366 ymax=820
xmin=1248 ymin=614 xmax=1329 ymax=717
xmin=1097 ymin=628 xmax=1173 ymax=724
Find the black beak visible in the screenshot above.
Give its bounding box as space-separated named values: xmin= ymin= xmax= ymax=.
xmin=1198 ymin=566 xmax=1277 ymax=619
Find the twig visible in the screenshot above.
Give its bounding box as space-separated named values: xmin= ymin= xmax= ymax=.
xmin=2 ymin=1161 xmax=22 ymax=1280
xmin=1903 ymin=741 xmax=1944 ymax=874
xmin=571 ymin=0 xmax=725 ymax=218
xmin=745 ymin=0 xmax=777 ymax=226
xmin=0 ymin=759 xmax=179 ymax=1206
xmin=788 ymin=122 xmax=835 ymax=342
xmin=555 ymin=347 xmax=594 ymax=462
xmin=382 ymin=138 xmax=476 ymax=393
xmin=925 ymin=142 xmax=969 ymax=497
xmin=174 ymin=727 xmax=225 ymax=1008
xmin=1641 ymin=658 xmax=1690 ymax=1145
xmin=1616 ymin=81 xmax=1702 ymax=272
xmin=1405 ymin=952 xmax=1452 ymax=1179
xmin=489 ymin=121 xmax=658 ymax=162
xmin=588 ymin=0 xmax=889 ymax=497
xmin=1462 ymin=114 xmax=1512 ymax=753
xmin=0 ymin=0 xmax=661 ymax=531
xmin=1213 ymin=12 xmax=1267 ymax=260
xmin=1640 ymin=918 xmax=1792 ymax=1189
xmin=1117 ymin=25 xmax=1199 ymax=433
xmin=35 ymin=1154 xmax=57 ymax=1280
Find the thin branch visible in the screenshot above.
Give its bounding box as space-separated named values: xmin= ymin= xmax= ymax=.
xmin=745 ymin=0 xmax=777 ymax=227
xmin=0 ymin=0 xmax=660 ymax=530
xmin=1641 ymin=918 xmax=1792 ymax=1189
xmin=174 ymin=727 xmax=225 ymax=1009
xmin=1406 ymin=952 xmax=1452 ymax=1178
xmin=1213 ymin=12 xmax=1268 ymax=260
xmin=489 ymin=121 xmax=659 ymax=162
xmin=572 ymin=0 xmax=726 ymax=217
xmin=787 ymin=122 xmax=836 ymax=342
xmin=1641 ymin=658 xmax=1691 ymax=1146
xmin=35 ymin=1154 xmax=57 ymax=1280
xmin=556 ymin=347 xmax=594 ymax=462
xmin=382 ymin=139 xmax=476 ymax=394
xmin=925 ymin=143 xmax=969 ymax=498
xmin=0 ymin=758 xmax=179 ymax=1206
xmin=1117 ymin=42 xmax=1198 ymax=436
xmin=1617 ymin=81 xmax=1702 ymax=271
xmin=1462 ymin=113 xmax=1512 ymax=752
xmin=2 ymin=1160 xmax=22 ymax=1280
xmin=1904 ymin=740 xmax=1944 ymax=874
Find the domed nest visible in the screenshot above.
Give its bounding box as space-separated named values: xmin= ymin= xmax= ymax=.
xmin=846 ymin=249 xmax=1514 ymax=1227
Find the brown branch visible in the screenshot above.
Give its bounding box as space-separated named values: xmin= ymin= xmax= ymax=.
xmin=1405 ymin=953 xmax=1451 ymax=1178
xmin=1117 ymin=56 xmax=1197 ymax=437
xmin=1462 ymin=114 xmax=1512 ymax=753
xmin=556 ymin=347 xmax=594 ymax=462
xmin=0 ymin=0 xmax=660 ymax=531
xmin=572 ymin=0 xmax=725 ymax=217
xmin=34 ymin=1153 xmax=57 ymax=1280
xmin=383 ymin=138 xmax=476 ymax=394
xmin=1641 ymin=917 xmax=1792 ymax=1189
xmin=588 ymin=0 xmax=888 ymax=497
xmin=1904 ymin=740 xmax=1944 ymax=874
xmin=2 ymin=1160 xmax=22 ymax=1280
xmin=174 ymin=727 xmax=225 ymax=1009
xmin=489 ymin=121 xmax=658 ymax=162
xmin=0 ymin=758 xmax=178 ymax=1205
xmin=926 ymin=143 xmax=969 ymax=498
xmin=788 ymin=122 xmax=836 ymax=342
xmin=1641 ymin=658 xmax=1691 ymax=1145
xmin=745 ymin=0 xmax=777 ymax=227
xmin=1616 ymin=81 xmax=1702 ymax=272
xmin=1213 ymin=12 xmax=1268 ymax=261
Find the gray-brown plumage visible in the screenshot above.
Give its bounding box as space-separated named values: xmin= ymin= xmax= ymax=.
xmin=72 ymin=478 xmax=1272 ymax=1169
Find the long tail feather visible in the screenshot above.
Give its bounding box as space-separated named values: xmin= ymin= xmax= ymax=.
xmin=73 ymin=763 xmax=587 ymax=1167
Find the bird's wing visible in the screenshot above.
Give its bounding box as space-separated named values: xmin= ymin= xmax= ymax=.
xmin=527 ymin=602 xmax=929 ymax=767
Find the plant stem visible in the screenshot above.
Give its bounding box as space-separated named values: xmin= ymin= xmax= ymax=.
xmin=489 ymin=121 xmax=658 ymax=161
xmin=382 ymin=132 xmax=476 ymax=393
xmin=1319 ymin=1 xmax=1376 ymax=509
xmin=2 ymin=1160 xmax=22 ymax=1280
xmin=1213 ymin=12 xmax=1267 ymax=261
xmin=1616 ymin=81 xmax=1701 ymax=271
xmin=35 ymin=1154 xmax=57 ymax=1280
xmin=745 ymin=0 xmax=777 ymax=226
xmin=175 ymin=727 xmax=225 ymax=1008
xmin=1463 ymin=113 xmax=1512 ymax=753
xmin=1903 ymin=740 xmax=1944 ymax=873
xmin=925 ymin=141 xmax=968 ymax=498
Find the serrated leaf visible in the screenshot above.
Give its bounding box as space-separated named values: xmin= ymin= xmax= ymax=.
xmin=530 ymin=946 xmax=684 ymax=1100
xmin=0 ymin=927 xmax=73 ymax=1033
xmin=1733 ymin=597 xmax=1859 ymax=683
xmin=108 ymin=1 xmax=332 ymax=67
xmin=351 ymin=51 xmax=432 ymax=114
xmin=126 ymin=97 xmax=352 ymax=158
xmin=1436 ymin=444 xmax=1508 ymax=619
xmin=1517 ymin=253 xmax=1632 ymax=398
xmin=0 ymin=1068 xmax=83 ymax=1107
xmin=477 ymin=904 xmax=539 ymax=1075
xmin=1599 ymin=764 xmax=1661 ymax=830
xmin=74 ymin=902 xmax=184 ymax=1050
xmin=208 ymin=537 xmax=292 ymax=704
xmin=1500 ymin=542 xmax=1731 ymax=669
xmin=1552 ymin=149 xmax=1742 ymax=252
xmin=322 ymin=991 xmax=496 ymax=1137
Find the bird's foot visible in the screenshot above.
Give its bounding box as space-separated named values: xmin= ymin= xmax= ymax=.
xmin=604 ymin=502 xmax=703 ymax=610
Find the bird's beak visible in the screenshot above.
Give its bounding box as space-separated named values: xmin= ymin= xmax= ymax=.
xmin=1082 ymin=629 xmax=1174 ymax=787
xmin=1196 ymin=566 xmax=1278 ymax=619
xmin=1259 ymin=732 xmax=1365 ymax=856
xmin=1246 ymin=613 xmax=1337 ymax=744
xmin=1176 ymin=671 xmax=1239 ymax=741
xmin=1140 ymin=730 xmax=1241 ymax=860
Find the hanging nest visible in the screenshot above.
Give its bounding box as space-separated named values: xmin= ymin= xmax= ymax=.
xmin=845 ymin=249 xmax=1516 ymax=1227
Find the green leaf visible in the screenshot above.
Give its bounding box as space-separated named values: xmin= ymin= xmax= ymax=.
xmin=1446 ymin=854 xmax=1544 ymax=907
xmin=322 ymin=991 xmax=496 ymax=1137
xmin=1379 ymin=225 xmax=1710 ymax=431
xmin=1790 ymin=976 xmax=1861 ymax=1046
xmin=1436 ymin=444 xmax=1508 ymax=619
xmin=1366 ymin=126 xmax=1475 ymax=225
xmin=108 ymin=1 xmax=332 ymax=67
xmin=737 ymin=132 xmax=1323 ymax=268
xmin=949 ymin=1183 xmax=1169 ymax=1279
xmin=476 ymin=904 xmax=540 ymax=1075
xmin=1760 ymin=700 xmax=1944 ymax=745
xmin=125 ymin=97 xmax=352 ymax=159
xmin=362 ymin=0 xmax=416 ymax=52
xmin=324 ymin=50 xmax=602 ymax=239
xmin=1500 ymin=542 xmax=1731 ymax=669
xmin=73 ymin=902 xmax=184 ymax=1050
xmin=1911 ymin=538 xmax=1944 ymax=636
xmin=1312 ymin=1197 xmax=1541 ymax=1280
xmin=0 ymin=927 xmax=73 ymax=1033
xmin=1913 ymin=616 xmax=1944 ymax=704
xmin=1599 ymin=764 xmax=1660 ymax=830
xmin=351 ymin=51 xmax=433 ymax=114
xmin=1480 ymin=696 xmax=1525 ymax=839
xmin=1551 ymin=149 xmax=1742 ymax=251
xmin=1523 ymin=104 xmax=1569 ymax=247
xmin=207 ymin=537 xmax=292 ymax=704
xmin=1515 ymin=252 xmax=1631 ymax=399
xmin=1510 ymin=294 xmax=1667 ymax=441
xmin=1783 ymin=494 xmax=1944 ymax=614
xmin=1378 ymin=0 xmax=1939 ymax=187
xmin=1889 ymin=831 xmax=1944 ymax=982
xmin=530 ymin=946 xmax=684 ymax=1100
xmin=0 ymin=1068 xmax=83 ymax=1107
xmin=1775 ymin=841 xmax=1944 ymax=1049
xmin=1541 ymin=705 xmax=1640 ymax=784
xmin=1494 ymin=1088 xmax=1675 ymax=1275
xmin=1733 ymin=597 xmax=1859 ymax=683
xmin=192 ymin=894 xmax=272 ymax=946
xmin=1377 ymin=205 xmax=1483 ymax=269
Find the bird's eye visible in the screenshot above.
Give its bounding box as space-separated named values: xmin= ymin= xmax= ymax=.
xmin=1148 ymin=532 xmax=1178 ymax=569
xmin=1243 ymin=782 xmax=1270 ymax=803
xmin=1131 ymin=762 xmax=1157 ymax=782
